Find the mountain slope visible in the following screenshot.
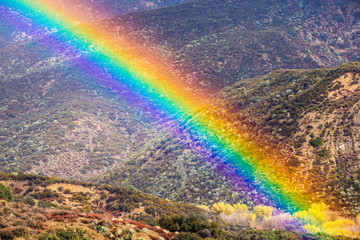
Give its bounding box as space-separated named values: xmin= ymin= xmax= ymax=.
xmin=104 ymin=0 xmax=359 ymax=94
xmin=197 ymin=62 xmax=360 ymax=216
xmin=0 ymin=0 xmax=192 ymax=49
xmin=0 ymin=31 xmax=242 ymax=207
xmin=94 ymin=128 xmax=253 ymax=206
xmin=0 ymin=39 xmax=157 ymax=179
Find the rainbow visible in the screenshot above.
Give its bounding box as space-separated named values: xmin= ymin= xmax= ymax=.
xmin=2 ymin=0 xmax=315 ymax=215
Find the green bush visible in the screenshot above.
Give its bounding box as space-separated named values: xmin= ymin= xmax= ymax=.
xmin=38 ymin=201 xmax=56 ymax=208
xmin=64 ymin=189 xmax=71 ymax=194
xmin=318 ymin=148 xmax=329 ymax=158
xmin=160 ymin=215 xmax=206 ymax=233
xmin=0 ymin=183 xmax=14 ymax=202
xmin=159 ymin=215 xmax=224 ymax=237
xmin=70 ymin=192 xmax=90 ymax=204
xmin=25 ymin=197 xmax=36 ymax=206
xmin=172 ymin=232 xmax=203 ymax=240
xmin=309 ymin=137 xmax=323 ymax=148
xmin=31 ymin=189 xmax=60 ymax=199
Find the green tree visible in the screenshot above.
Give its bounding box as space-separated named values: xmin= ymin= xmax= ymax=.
xmin=0 ymin=183 xmax=14 ymax=202
xmin=172 ymin=232 xmax=202 ymax=240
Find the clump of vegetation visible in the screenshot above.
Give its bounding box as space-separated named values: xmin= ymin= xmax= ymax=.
xmin=309 ymin=137 xmax=323 ymax=148
xmin=173 ymin=232 xmax=203 ymax=240
xmin=160 ymin=214 xmax=223 ymax=235
xmin=213 ymin=202 xmax=236 ymax=216
xmin=38 ymin=200 xmax=57 ymax=208
xmin=25 ymin=197 xmax=36 ymax=206
xmin=253 ymin=205 xmax=273 ymax=220
xmin=318 ymin=148 xmax=329 ymax=158
xmin=0 ymin=183 xmax=14 ymax=202
xmin=71 ymin=192 xmax=90 ymax=204
xmin=31 ymin=188 xmax=60 ymax=199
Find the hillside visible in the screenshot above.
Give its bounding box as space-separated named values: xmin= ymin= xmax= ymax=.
xmin=93 ymin=128 xmax=252 ymax=206
xmin=194 ymin=62 xmax=360 ymax=217
xmin=0 ymin=39 xmax=159 ymax=179
xmin=0 ymin=12 xmax=247 ymax=208
xmin=0 ymin=173 xmax=356 ymax=240
xmin=0 ymin=0 xmax=192 ymax=49
xmin=95 ymin=62 xmax=360 ymax=219
xmin=88 ymin=0 xmax=360 ymax=211
xmin=104 ymin=0 xmax=359 ymax=94
xmin=0 ymin=33 xmax=242 ymax=207
xmin=0 ymin=173 xmax=206 ymax=239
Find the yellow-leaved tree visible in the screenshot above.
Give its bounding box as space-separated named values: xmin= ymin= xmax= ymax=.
xmin=253 ymin=205 xmax=273 ymax=220
xmin=197 ymin=205 xmax=210 ymax=212
xmin=212 ymin=202 xmax=235 ymax=216
xmin=233 ymin=203 xmax=248 ymax=213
